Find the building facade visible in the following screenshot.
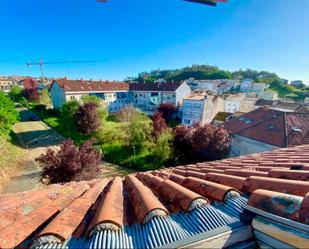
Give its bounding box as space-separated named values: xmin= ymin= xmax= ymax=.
xmin=182 ymin=93 xmax=224 ymax=126
xmin=129 ymin=82 xmax=191 ymax=114
xmin=0 ymin=77 xmax=13 ymax=93
xmin=224 ymin=93 xmax=245 ymax=113
xmin=49 ymin=79 xmax=129 ymax=112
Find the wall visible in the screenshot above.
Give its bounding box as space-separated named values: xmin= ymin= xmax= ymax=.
xmin=175 ymin=82 xmax=192 ymax=106
xmin=49 ymin=82 xmax=66 ymax=109
xmin=230 ymin=134 xmax=280 ymax=157
xmin=182 ymin=99 xmax=205 ymax=126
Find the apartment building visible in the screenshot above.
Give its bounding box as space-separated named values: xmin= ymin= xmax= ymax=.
xmin=240 ymin=79 xmax=268 ymax=93
xmin=129 ymin=82 xmax=191 ymax=114
xmin=224 ymin=93 xmax=245 ymax=113
xmin=182 ymin=93 xmax=224 ymax=126
xmin=0 ymin=77 xmax=13 ymax=92
xmin=49 ymin=78 xmax=129 ymax=112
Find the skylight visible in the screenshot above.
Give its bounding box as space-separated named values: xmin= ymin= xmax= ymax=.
xmin=245 ymin=119 xmax=253 ymax=124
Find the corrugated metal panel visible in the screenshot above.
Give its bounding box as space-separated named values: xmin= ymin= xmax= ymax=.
xmin=33 ymin=196 xmax=247 ymax=249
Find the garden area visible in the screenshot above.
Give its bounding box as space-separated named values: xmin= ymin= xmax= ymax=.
xmin=7 ymin=84 xmax=231 ymax=184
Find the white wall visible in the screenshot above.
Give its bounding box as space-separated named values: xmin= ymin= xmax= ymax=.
xmin=176 ymin=82 xmax=192 ymax=106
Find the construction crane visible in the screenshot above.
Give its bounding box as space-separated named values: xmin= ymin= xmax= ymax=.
xmin=26 ymin=58 xmax=98 ymax=81
xmin=96 ymin=0 xmax=228 ymax=7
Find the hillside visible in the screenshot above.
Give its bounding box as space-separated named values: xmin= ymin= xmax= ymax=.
xmin=130 ymin=65 xmax=309 ymax=101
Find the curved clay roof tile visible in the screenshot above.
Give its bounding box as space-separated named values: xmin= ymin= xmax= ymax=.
xmin=125 ymin=175 xmax=168 ymax=224
xmin=247 ymin=189 xmax=304 ymax=223
xmin=243 ymin=176 xmax=309 ymax=197
xmin=182 ymin=177 xmax=239 ymax=202
xmin=299 ymin=192 xmax=309 ymax=224
xmin=204 ymin=173 xmax=246 ymax=191
xmin=224 ymin=169 xmax=268 ymax=178
xmin=268 ymin=169 xmax=309 ymax=181
xmin=88 ymin=177 xmax=124 ymax=236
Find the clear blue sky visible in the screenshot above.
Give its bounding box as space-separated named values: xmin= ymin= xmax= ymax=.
xmin=1 ymin=0 xmax=309 ymax=83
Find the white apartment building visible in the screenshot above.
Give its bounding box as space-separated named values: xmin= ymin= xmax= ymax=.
xmin=49 ymin=78 xmax=129 ymax=112
xmin=0 ymin=77 xmax=14 ymax=93
xmin=182 ymin=93 xmax=224 ymax=126
xmin=129 ymin=82 xmax=191 ymax=114
xmin=224 ymin=93 xmax=245 ymax=113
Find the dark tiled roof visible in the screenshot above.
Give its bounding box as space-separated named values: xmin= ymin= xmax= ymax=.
xmin=1 ymin=144 xmax=309 ymax=248
xmin=129 ymin=82 xmax=182 ymax=92
xmin=53 ymin=79 xmax=129 ymax=93
xmin=254 ymin=99 xmax=275 ymax=107
xmin=225 ymin=107 xmax=309 ymax=147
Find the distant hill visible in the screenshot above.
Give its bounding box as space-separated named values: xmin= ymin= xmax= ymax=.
xmin=128 ymin=65 xmax=309 ymax=101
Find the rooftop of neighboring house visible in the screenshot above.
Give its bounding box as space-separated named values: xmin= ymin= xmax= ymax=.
xmin=1 ymin=144 xmax=309 ymax=249
xmin=52 ymin=78 xmax=129 ymax=93
xmin=254 ymin=99 xmax=276 ymax=107
xmin=223 ymin=93 xmax=245 ymax=101
xmin=128 ymin=81 xmax=183 ymax=92
xmin=225 ymin=107 xmax=309 ymax=147
xmin=272 ymin=100 xmax=303 ymax=111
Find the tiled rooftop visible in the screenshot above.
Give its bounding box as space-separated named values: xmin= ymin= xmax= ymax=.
xmin=54 ymin=79 xmax=129 ymax=93
xmin=128 ymin=82 xmax=182 ymax=92
xmin=225 ymin=107 xmax=309 ymax=147
xmin=1 ymin=144 xmax=309 ymax=248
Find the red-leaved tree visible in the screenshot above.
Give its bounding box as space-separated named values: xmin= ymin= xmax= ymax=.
xmin=173 ymin=125 xmax=194 ymax=164
xmin=153 ymin=111 xmax=168 ymax=137
xmin=36 ymin=139 xmax=102 ymax=183
xmin=191 ymin=123 xmax=231 ymax=160
xmin=173 ymin=123 xmax=230 ymax=164
xmin=75 ymin=102 xmax=100 ymax=135
xmin=23 ymin=88 xmax=40 ymax=102
xmin=157 ymin=103 xmax=177 ymax=122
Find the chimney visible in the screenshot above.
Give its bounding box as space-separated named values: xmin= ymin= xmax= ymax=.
xmin=90 ymin=78 xmax=92 ymax=82
xmin=80 ymin=78 xmax=83 ymax=82
xmin=100 ymin=79 xmax=102 ymax=83
xmin=64 ymin=76 xmax=67 ymax=80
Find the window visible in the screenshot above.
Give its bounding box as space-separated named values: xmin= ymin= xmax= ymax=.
xmin=70 ymin=96 xmax=75 ymax=100
xmin=184 ymin=119 xmax=191 ymax=125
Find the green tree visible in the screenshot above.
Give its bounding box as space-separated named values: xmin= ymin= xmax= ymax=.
xmin=59 ymin=100 xmax=80 ymax=134
xmin=9 ymin=86 xmax=23 ymax=102
xmin=0 ymin=92 xmax=19 ymax=135
xmin=81 ymin=95 xmax=108 ymax=121
xmin=152 ymin=129 xmax=173 ymax=167
xmin=39 ymin=89 xmax=52 ymax=107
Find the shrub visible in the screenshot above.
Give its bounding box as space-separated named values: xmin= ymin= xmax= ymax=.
xmin=0 ymin=92 xmax=19 ymax=135
xmin=157 ymin=103 xmax=177 ymax=122
xmin=36 ymin=139 xmax=102 ymax=183
xmin=173 ymin=123 xmax=231 ymax=164
xmin=152 ymin=111 xmax=168 ymax=137
xmin=23 ymin=88 xmax=40 ymax=102
xmin=117 ymin=105 xmax=139 ymax=122
xmin=75 ymin=102 xmax=100 ymax=135
xmin=59 ymin=100 xmax=80 ymax=134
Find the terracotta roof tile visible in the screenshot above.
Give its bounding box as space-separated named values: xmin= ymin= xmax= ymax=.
xmin=54 ymin=79 xmax=129 ymax=93
xmin=224 ymin=169 xmax=268 ymax=177
xmin=247 ymin=189 xmax=304 ymax=223
xmin=0 ymin=182 xmax=89 ymax=249
xmin=125 ymin=175 xmax=168 ymax=224
xmin=2 ymin=144 xmax=309 ymax=248
xmin=225 ymin=107 xmax=309 ymax=147
xmin=37 ymin=179 xmax=108 ymax=242
xmin=204 ymin=173 xmax=246 ymax=191
xmin=243 ymin=176 xmax=309 ymax=197
xmin=268 ymin=169 xmax=309 ymax=181
xmin=299 ymin=193 xmax=309 ymax=224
